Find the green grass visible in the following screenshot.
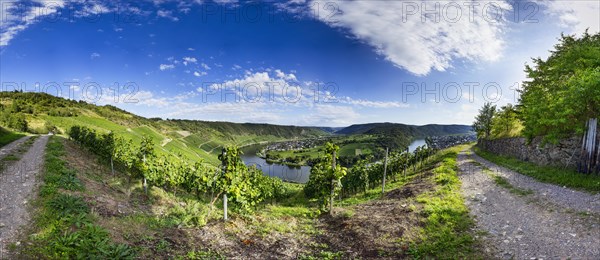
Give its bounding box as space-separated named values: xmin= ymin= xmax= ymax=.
xmin=474 ymin=147 xmax=600 ymax=194
xmin=15 ymin=136 xmax=135 ymax=259
xmin=472 ymin=160 xmax=535 ymax=196
xmin=0 ymin=135 xmax=38 ymax=172
xmin=0 ymin=127 xmax=25 ymax=148
xmin=409 ymin=144 xmax=482 ymax=259
xmin=491 ymin=174 xmax=534 ymax=196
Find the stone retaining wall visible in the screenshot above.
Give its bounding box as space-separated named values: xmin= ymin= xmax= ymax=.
xmin=477 ymin=136 xmax=582 ymax=169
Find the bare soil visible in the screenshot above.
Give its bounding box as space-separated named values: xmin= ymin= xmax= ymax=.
xmin=314 ymin=178 xmax=433 ymax=259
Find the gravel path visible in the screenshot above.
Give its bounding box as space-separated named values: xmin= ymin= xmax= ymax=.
xmin=470 ymin=152 xmax=600 ymax=214
xmin=0 ymin=135 xmax=49 ymax=258
xmin=458 ymin=149 xmax=600 ymax=259
xmin=0 ymin=136 xmax=31 ymax=160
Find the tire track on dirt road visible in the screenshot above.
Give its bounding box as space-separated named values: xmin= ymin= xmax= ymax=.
xmin=0 ymin=135 xmax=49 ymax=258
xmin=0 ymin=136 xmax=31 ymax=160
xmin=458 ymin=149 xmax=600 ymax=259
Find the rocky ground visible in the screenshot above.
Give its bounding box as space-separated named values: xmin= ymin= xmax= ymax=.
xmin=459 ymin=149 xmax=600 ymax=259
xmin=0 ymin=136 xmax=49 ymax=258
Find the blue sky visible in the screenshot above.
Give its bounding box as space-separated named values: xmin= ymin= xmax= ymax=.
xmin=1 ymin=0 xmax=598 ymax=126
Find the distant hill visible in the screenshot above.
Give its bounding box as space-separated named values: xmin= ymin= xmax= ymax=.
xmin=0 ymin=91 xmax=328 ymax=164
xmin=336 ymin=123 xmax=472 ymax=136
xmin=0 ymin=91 xmax=473 ymax=163
xmin=314 ymin=127 xmax=345 ymax=134
xmin=336 ymin=123 xmax=472 ymax=149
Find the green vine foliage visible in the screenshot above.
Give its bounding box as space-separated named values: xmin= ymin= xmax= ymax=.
xmin=69 ymin=126 xmax=284 ymax=214
xmin=217 ymin=146 xmax=285 ymax=213
xmin=340 ymin=145 xmax=434 ymax=198
xmin=304 ymin=142 xmax=348 ymax=211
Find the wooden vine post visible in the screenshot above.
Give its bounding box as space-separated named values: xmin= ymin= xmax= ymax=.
xmin=403 ymin=148 xmax=408 ymax=179
xmin=381 ymin=147 xmax=388 ymax=195
xmin=221 ymin=149 xmax=229 ymax=221
xmin=329 ymin=150 xmax=336 ymax=215
xmin=580 ymin=118 xmax=598 ymax=174
xmin=143 ymin=154 xmax=147 ymax=194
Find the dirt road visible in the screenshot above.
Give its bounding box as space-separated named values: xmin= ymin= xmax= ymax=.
xmin=458 ymin=149 xmax=600 ymax=259
xmin=0 ymin=135 xmax=49 ymax=258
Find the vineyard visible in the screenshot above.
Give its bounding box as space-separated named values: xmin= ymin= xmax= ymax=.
xmin=4 ymin=124 xmax=473 ymax=258
xmin=68 ymin=125 xmax=435 ymax=217
xmin=68 ymin=125 xmax=285 ymax=214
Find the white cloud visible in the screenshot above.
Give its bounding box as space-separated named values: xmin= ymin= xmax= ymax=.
xmin=274 ymin=69 xmax=297 ymax=81
xmin=193 ymin=71 xmax=207 ymax=77
xmin=74 ymin=2 xmax=112 ymax=17
xmin=307 ymin=0 xmax=511 ymax=75
xmin=182 ymin=57 xmax=197 ymax=66
xmin=187 ymin=47 xmax=195 ymax=51
xmin=341 ymin=97 xmax=409 ymax=108
xmin=541 ymin=1 xmax=600 ymax=34
xmin=90 ymin=52 xmax=101 ymax=59
xmin=157 ymin=9 xmax=179 ymax=21
xmin=301 ymin=105 xmax=360 ymax=126
xmin=201 ymin=63 xmax=211 ymax=70
xmin=1 ymin=0 xmax=66 ymax=46
xmin=159 ymin=64 xmax=175 ymax=71
xmin=232 ymin=64 xmax=242 ymax=70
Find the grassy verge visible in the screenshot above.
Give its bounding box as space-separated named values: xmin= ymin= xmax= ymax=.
xmin=492 ymin=175 xmax=534 ymax=196
xmin=471 ymin=160 xmax=535 ymax=196
xmin=409 ymin=144 xmax=482 ymax=259
xmin=14 ymin=136 xmax=135 ymax=259
xmin=474 ymin=147 xmax=600 ymax=194
xmin=0 ymin=136 xmax=37 ymax=172
xmin=0 ymin=127 xmax=25 ymax=148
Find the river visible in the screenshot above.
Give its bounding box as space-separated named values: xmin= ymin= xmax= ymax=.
xmin=240 ymin=144 xmax=311 ymax=183
xmin=408 ymin=139 xmax=427 ymax=152
xmin=241 ymin=139 xmax=427 ymax=183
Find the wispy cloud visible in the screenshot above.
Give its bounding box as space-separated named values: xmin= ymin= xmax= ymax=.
xmin=540 ymin=0 xmax=600 ymax=34
xmin=90 ymin=52 xmax=101 ymax=59
xmin=159 ymin=64 xmax=175 ymax=71
xmin=341 ymin=97 xmax=409 ymax=108
xmin=305 ymin=0 xmax=511 ymax=76
xmin=182 ymin=57 xmax=197 ymax=66
xmin=1 ymin=0 xmax=66 ymax=46
xmin=157 ymin=9 xmax=179 ymax=22
xmin=193 ymin=71 xmax=207 ymax=77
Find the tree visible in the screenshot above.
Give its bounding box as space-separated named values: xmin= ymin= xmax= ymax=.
xmin=491 ymin=104 xmax=522 ymax=138
xmin=519 ymin=31 xmax=600 ymax=142
xmin=473 ymin=102 xmax=496 ymax=139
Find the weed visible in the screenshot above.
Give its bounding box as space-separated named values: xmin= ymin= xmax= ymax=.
xmin=47 ymin=194 xmax=89 ymax=215
xmin=474 ymin=147 xmax=600 ymax=193
xmin=491 ymin=175 xmax=534 ymax=196
xmin=183 ymin=249 xmax=225 ymax=260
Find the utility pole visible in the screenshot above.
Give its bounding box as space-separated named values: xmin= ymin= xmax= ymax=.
xmin=382 ymin=147 xmax=388 ymax=195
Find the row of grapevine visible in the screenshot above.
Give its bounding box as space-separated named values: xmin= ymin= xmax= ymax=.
xmin=303 ymin=143 xmax=348 ymax=212
xmin=68 ymin=126 xmax=284 ymax=213
xmin=340 ymin=145 xmax=434 ymax=197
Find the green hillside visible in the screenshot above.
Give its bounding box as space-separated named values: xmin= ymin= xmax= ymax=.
xmin=336 ymin=122 xmax=472 ymax=148
xmin=0 ymin=91 xmax=327 ymax=164
xmin=0 ymin=126 xmax=25 ymax=148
